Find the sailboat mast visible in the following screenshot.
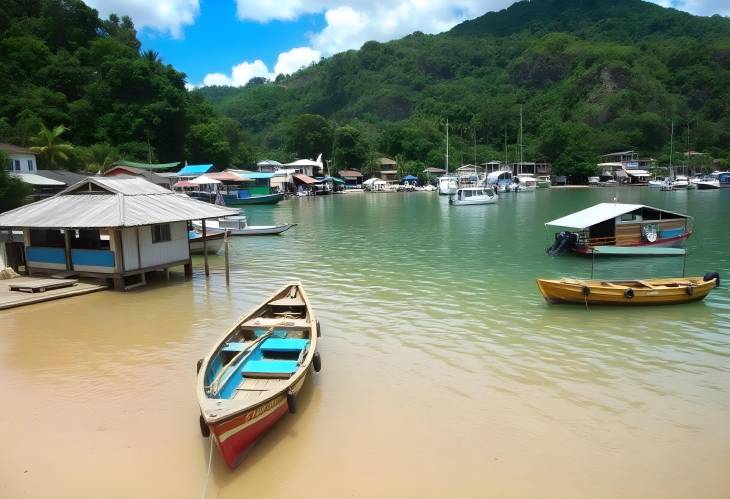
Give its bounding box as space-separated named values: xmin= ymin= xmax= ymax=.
xmin=445 ymin=119 xmax=449 ymax=174
xmin=669 ymin=120 xmax=674 ymax=170
xmin=519 ymin=105 xmax=523 ymax=175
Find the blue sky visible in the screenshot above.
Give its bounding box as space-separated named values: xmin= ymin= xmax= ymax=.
xmin=85 ymin=0 xmax=729 ymax=87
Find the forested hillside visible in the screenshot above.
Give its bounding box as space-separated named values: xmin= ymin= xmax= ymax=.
xmin=0 ymin=0 xmax=252 ymax=169
xmin=198 ymin=0 xmax=730 ymax=177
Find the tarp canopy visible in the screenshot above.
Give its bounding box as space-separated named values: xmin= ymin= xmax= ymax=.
xmin=178 ymin=164 xmax=215 ymax=176
xmin=363 ymin=178 xmax=381 ymax=186
xmin=325 ymin=176 xmax=345 ymax=185
xmin=13 ymin=173 xmax=65 ymax=186
xmin=112 ymin=160 xmax=180 ymax=171
xmin=243 ymin=172 xmax=275 ymax=180
xmin=173 ymin=180 xmax=196 ymax=188
xmin=402 ymin=175 xmax=418 ymax=181
xmin=486 ymin=170 xmax=512 ymax=183
xmin=546 ymin=203 xmax=687 ymax=230
xmin=593 ymin=246 xmax=686 ymax=256
xmin=204 ymin=171 xmax=247 ymax=182
xmin=0 ymin=177 xmax=237 ymax=228
xmin=190 ymin=175 xmax=221 ymax=185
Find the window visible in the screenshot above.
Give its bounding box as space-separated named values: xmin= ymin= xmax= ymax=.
xmin=151 ymin=223 xmax=171 ymax=243
xmin=13 ymin=159 xmax=20 ymax=171
xmin=27 ymin=159 xmax=34 ymax=171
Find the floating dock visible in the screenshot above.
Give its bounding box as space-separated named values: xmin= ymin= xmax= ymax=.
xmin=0 ymin=277 xmax=107 ymax=310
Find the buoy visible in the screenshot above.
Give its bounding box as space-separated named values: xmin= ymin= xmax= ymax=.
xmin=703 ymin=272 xmax=720 ymax=288
xmin=313 ymin=351 xmax=322 ymax=372
xmin=199 ymin=414 xmax=210 ymax=438
xmin=316 ymin=320 xmax=322 ymax=337
xmin=686 ymin=285 xmax=694 ymax=296
xmin=624 ymin=288 xmax=634 ymax=299
xmin=286 ymin=389 xmax=297 ymax=414
xmin=196 ymin=358 xmax=203 ymax=374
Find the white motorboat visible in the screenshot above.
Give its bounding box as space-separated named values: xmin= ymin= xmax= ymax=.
xmin=196 ymin=216 xmax=296 ymax=236
xmin=449 ymin=187 xmax=498 ymax=205
xmin=671 ymin=175 xmax=690 ymax=189
xmin=696 ymin=175 xmax=720 ymax=190
xmin=514 ymin=175 xmax=538 ymax=191
xmin=189 ymin=229 xmax=226 ymax=254
xmin=648 ymin=178 xmax=669 ymax=188
xmin=587 ymin=176 xmax=600 ymax=185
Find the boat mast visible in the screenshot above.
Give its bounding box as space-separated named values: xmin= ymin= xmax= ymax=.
xmin=519 ymin=105 xmax=524 ymax=175
xmin=669 ymin=119 xmax=674 ymax=174
xmin=445 ymin=119 xmax=449 ymax=175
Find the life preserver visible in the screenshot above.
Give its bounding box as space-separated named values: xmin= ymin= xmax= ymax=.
xmin=624 ymin=288 xmax=634 ymax=299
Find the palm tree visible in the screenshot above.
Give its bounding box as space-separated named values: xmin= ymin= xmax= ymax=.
xmin=142 ymin=50 xmax=161 ymax=64
xmin=83 ymin=143 xmax=119 ymax=173
xmin=30 ymin=124 xmax=74 ymax=169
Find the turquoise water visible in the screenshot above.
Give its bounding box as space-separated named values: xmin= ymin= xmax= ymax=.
xmin=1 ymin=187 xmax=728 ymax=498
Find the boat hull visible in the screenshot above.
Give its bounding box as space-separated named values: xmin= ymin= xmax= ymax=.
xmin=537 ymin=277 xmax=717 ymax=305
xmin=573 ymin=231 xmax=692 ymax=255
xmin=208 ymin=374 xmax=307 ymax=468
xmin=696 ymin=181 xmax=720 ymax=190
xmin=449 ymin=196 xmax=497 ymax=205
xmin=189 ymin=233 xmax=226 ymax=255
xmin=223 ymin=193 xmax=283 ymax=205
xmin=230 ymin=224 xmax=296 ymax=236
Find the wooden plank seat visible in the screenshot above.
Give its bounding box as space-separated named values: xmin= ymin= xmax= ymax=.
xmin=242 ymin=317 xmax=309 ymax=329
xmin=260 ymin=338 xmax=309 ymax=354
xmin=241 ymin=360 xmax=299 ymax=379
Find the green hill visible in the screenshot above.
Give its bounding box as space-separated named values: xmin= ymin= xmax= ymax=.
xmin=198 ymin=0 xmax=730 ymax=176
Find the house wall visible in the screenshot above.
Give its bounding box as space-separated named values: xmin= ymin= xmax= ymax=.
xmin=125 ymin=221 xmax=189 ymax=269
xmin=6 ymin=153 xmax=37 ymax=172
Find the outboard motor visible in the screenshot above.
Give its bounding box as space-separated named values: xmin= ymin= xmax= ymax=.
xmin=546 ymin=231 xmax=577 ymax=256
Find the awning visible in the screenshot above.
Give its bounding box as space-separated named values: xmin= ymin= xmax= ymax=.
xmin=13 ymin=173 xmax=65 ymax=186
xmin=546 ymin=203 xmax=688 ymax=230
xmin=402 ymin=175 xmax=418 ymax=181
xmin=190 ymin=175 xmax=221 ymax=185
xmin=626 ymin=169 xmax=650 ymax=177
xmin=292 ymin=173 xmax=317 ymax=185
xmin=204 ymin=171 xmax=246 ymax=182
xmin=173 ymin=180 xmax=197 ymax=188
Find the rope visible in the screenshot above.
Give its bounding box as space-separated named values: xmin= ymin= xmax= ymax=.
xmin=202 ymin=435 xmax=214 ymax=499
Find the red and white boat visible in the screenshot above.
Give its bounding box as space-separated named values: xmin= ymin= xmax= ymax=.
xmin=545 ymin=203 xmax=692 ymax=256
xmin=196 ymin=282 xmax=321 ymax=468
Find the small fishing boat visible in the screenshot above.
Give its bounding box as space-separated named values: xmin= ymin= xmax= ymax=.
xmin=449 ymin=186 xmax=497 ymax=205
xmin=198 ymin=216 xmax=296 ymax=236
xmin=222 ymin=193 xmax=284 ymax=205
xmin=545 ymin=203 xmax=692 ymax=255
xmin=196 ymin=282 xmax=321 ymax=468
xmin=189 ymin=229 xmax=226 ymax=255
xmin=536 ymin=273 xmax=719 ymax=305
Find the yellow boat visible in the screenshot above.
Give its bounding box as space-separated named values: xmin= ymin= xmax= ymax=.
xmin=537 ymin=273 xmax=719 ymax=305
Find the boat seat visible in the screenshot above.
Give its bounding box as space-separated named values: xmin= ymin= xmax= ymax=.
xmin=222 ymin=342 xmax=247 ymax=353
xmin=241 ymin=360 xmax=299 ymax=379
xmin=260 ymin=338 xmax=309 ymax=354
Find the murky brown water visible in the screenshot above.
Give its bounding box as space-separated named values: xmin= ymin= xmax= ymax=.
xmin=1 ymin=190 xmax=729 ymax=498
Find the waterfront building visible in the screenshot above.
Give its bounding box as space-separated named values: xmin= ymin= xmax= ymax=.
xmin=378 ymin=157 xmax=398 ymax=183
xmin=598 ymin=151 xmax=653 ymax=184
xmin=337 ymin=170 xmax=363 ymax=189
xmin=104 ymin=165 xmax=174 ymax=188
xmin=178 ymin=164 xmax=217 ymax=180
xmin=0 ymin=177 xmax=235 ymax=290
xmin=1 ymin=143 xmax=38 ymax=173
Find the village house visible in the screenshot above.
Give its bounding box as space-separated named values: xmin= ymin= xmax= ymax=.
xmin=0 ymin=177 xmax=236 ymax=290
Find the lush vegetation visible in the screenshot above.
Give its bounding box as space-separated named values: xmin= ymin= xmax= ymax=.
xmin=198 ymin=0 xmax=730 ymax=178
xmin=0 ymin=0 xmax=252 ymax=172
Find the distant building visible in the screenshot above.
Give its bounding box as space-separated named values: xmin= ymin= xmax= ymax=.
xmin=177 ymin=164 xmax=217 ymax=179
xmin=0 ymin=177 xmax=235 ymax=290
xmin=1 ymin=143 xmax=38 ymax=173
xmin=509 ymin=161 xmax=552 ymax=177
xmin=11 ymin=169 xmax=90 ymax=202
xmin=104 ymin=165 xmax=173 ymax=188
xmin=482 ymin=161 xmax=505 ymax=173
xmin=337 ymin=170 xmax=363 ymax=189
xmin=378 ymin=157 xmax=398 ymax=182
xmin=598 ymin=151 xmax=653 ymax=183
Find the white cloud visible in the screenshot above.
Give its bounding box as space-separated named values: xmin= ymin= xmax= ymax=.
xmin=274 ymin=47 xmax=321 ymax=75
xmin=671 ymin=0 xmax=730 ymax=16
xmin=201 ymin=46 xmax=320 ymax=86
xmin=85 ymin=0 xmax=200 ymax=38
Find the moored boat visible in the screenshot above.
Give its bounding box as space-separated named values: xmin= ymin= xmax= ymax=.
xmin=545 ymin=203 xmax=692 ymax=255
xmin=536 ymin=273 xmax=719 ymax=305
xmin=196 ymin=282 xmax=321 ymax=468
xmin=196 ymin=216 xmax=296 ymax=236
xmin=449 ymin=186 xmax=497 ymax=205
xmin=189 ymin=229 xmax=226 ymax=255
xmin=537 ymin=175 xmax=551 ymax=188
xmin=222 ymin=193 xmax=283 ymax=205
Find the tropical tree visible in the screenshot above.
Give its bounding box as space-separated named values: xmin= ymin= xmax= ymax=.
xmin=30 ymin=124 xmax=74 ymax=169
xmin=80 ymin=143 xmax=119 ymax=172
xmin=0 ymin=151 xmax=31 ymax=211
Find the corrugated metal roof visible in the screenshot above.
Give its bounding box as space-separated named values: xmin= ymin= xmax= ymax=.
xmin=338 ymin=170 xmax=362 ymax=177
xmin=0 ymin=177 xmax=237 ymax=228
xmin=13 ymin=173 xmax=65 ymax=186
xmin=243 ymin=172 xmax=274 ymax=180
xmin=0 ymin=142 xmax=34 ymax=155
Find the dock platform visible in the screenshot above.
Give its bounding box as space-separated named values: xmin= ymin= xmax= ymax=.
xmin=0 ymin=277 xmax=107 ymax=310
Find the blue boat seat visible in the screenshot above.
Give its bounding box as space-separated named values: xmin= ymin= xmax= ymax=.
xmin=222 ymin=342 xmax=247 ymax=353
xmin=241 ymin=360 xmax=299 ymax=379
xmin=260 ymin=338 xmax=309 ymax=354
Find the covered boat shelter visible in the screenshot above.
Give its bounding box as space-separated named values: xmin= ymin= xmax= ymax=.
xmin=0 ymin=177 xmax=236 ymax=290
xmin=546 ymin=203 xmax=691 ymax=253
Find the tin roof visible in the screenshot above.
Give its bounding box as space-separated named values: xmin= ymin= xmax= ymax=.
xmin=546 ymin=203 xmax=688 ymax=230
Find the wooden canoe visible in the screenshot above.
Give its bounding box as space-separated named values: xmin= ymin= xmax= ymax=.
xmin=196 ymin=282 xmax=321 ymax=468
xmin=537 ymin=275 xmax=719 ymax=305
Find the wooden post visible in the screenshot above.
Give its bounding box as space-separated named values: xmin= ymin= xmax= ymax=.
xmin=64 ymin=228 xmax=72 ymax=271
xmin=202 ymin=219 xmax=209 ymax=277
xmin=224 ymin=229 xmax=230 ymax=286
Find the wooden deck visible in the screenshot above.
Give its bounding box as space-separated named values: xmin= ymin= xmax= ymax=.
xmin=0 ymin=277 xmax=108 ymax=311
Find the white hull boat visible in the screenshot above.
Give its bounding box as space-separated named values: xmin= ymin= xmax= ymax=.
xmin=196 ymin=216 xmax=296 ymax=236
xmin=449 ymin=187 xmax=498 ymax=205
xmin=438 ymin=176 xmax=458 ymax=195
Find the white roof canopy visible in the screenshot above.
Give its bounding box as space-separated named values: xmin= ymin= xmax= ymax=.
xmin=363 ymin=178 xmax=382 ymax=185
xmin=626 ymin=170 xmax=650 ymax=176
xmin=13 ymin=173 xmax=65 ymax=186
xmin=190 ymin=175 xmax=222 ymax=185
xmin=285 ymin=159 xmax=321 ymax=167
xmin=545 ymin=203 xmax=687 ymax=230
